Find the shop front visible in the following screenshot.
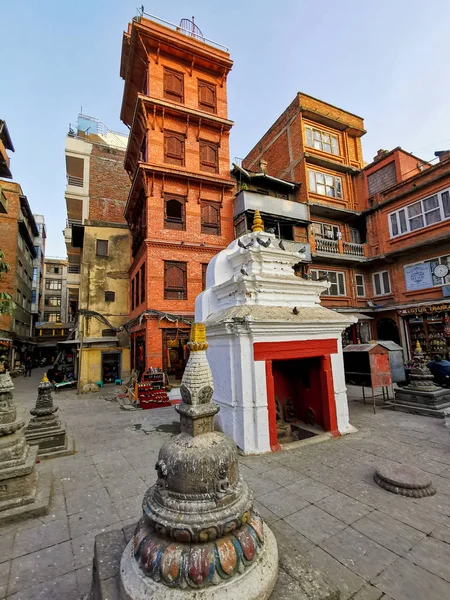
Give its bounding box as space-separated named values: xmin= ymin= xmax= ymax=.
xmin=399 ymin=302 xmax=450 ymax=361
xmin=339 ymin=313 xmax=373 ymax=347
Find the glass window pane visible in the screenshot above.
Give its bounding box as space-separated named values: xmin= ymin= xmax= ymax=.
xmin=313 ymin=130 xmax=321 ymax=140
xmin=423 ymin=195 xmax=438 ymax=211
xmin=374 ymin=273 xmax=381 ymax=295
xmin=338 ymin=273 xmax=345 ymax=295
xmin=382 ymin=271 xmax=390 ymax=294
xmin=322 ymin=134 xmax=331 ymax=144
xmin=323 ymin=143 xmax=332 ymax=153
xmin=331 ymin=136 xmax=339 ymax=155
xmin=306 ymin=128 xmax=313 ymax=147
xmin=311 ymin=271 xmax=318 ymax=281
xmin=328 ymin=272 xmax=337 ymax=284
xmin=425 ymin=209 xmax=441 ymax=225
xmin=313 ymin=140 xmax=322 ymax=150
xmin=399 ymin=210 xmax=407 ymax=232
xmin=409 ymin=215 xmax=424 ymax=231
xmin=308 ymin=170 xmax=316 ymax=191
xmin=317 ymin=184 xmax=326 ymax=195
xmin=408 ymin=202 xmax=422 ymax=218
xmin=316 ymin=172 xmax=325 ymax=184
xmin=335 ymin=179 xmax=342 ymax=198
xmin=325 ymin=175 xmax=333 ymax=186
xmin=326 ymin=187 xmax=335 ymax=197
xmin=390 ymin=214 xmax=399 ymax=236
xmin=442 ymin=191 xmax=450 ymax=217
xmin=329 ymin=283 xmax=338 ymax=295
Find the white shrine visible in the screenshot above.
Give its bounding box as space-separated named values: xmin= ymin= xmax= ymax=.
xmin=195 ymin=211 xmax=356 ymax=455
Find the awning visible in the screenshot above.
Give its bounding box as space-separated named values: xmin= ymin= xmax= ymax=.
xmin=337 ymin=312 xmax=373 ymax=321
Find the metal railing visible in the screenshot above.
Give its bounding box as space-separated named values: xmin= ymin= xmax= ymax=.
xmin=136 ymin=9 xmax=229 ymax=51
xmin=343 ymin=241 xmax=365 ymax=257
xmin=66 ymin=219 xmax=82 ymax=228
xmin=316 ymin=238 xmax=339 ymax=254
xmin=67 ymin=175 xmax=83 ymax=187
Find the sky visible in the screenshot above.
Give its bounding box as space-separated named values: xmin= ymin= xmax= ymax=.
xmin=2 ymin=0 xmax=450 ymax=257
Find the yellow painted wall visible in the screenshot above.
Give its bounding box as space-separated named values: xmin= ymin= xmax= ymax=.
xmin=79 ymin=346 xmax=130 ymax=387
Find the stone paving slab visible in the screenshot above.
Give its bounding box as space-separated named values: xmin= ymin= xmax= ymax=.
xmin=1 ymin=372 xmax=450 ymax=598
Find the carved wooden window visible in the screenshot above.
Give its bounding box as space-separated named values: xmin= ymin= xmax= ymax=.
xmin=164 ymin=195 xmax=186 ymax=230
xmin=201 ymin=201 xmax=221 ymax=235
xmin=202 ymin=263 xmax=208 ymax=290
xmin=200 ymin=141 xmax=219 ymax=174
xmin=164 ymin=261 xmax=187 ymax=300
xmin=198 ymin=80 xmax=217 ymax=113
xmin=164 ymin=132 xmax=185 ymax=167
xmin=163 ymin=68 xmax=184 ymax=103
xmin=140 ymin=263 xmax=146 ymax=304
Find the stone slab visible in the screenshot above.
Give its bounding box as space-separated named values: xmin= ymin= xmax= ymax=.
xmin=90 ymin=522 xmax=339 ymax=600
xmin=0 ymin=470 xmax=51 ymax=526
xmin=37 ymin=436 xmax=76 ymax=460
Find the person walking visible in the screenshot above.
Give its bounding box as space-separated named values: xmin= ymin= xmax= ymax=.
xmin=24 ymin=356 xmax=33 ymax=378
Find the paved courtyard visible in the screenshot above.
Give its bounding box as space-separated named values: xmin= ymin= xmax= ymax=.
xmin=1 ymin=369 xmax=450 ymax=599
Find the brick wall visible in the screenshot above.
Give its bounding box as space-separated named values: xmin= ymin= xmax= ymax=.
xmin=0 ymin=183 xmax=20 ymax=334
xmin=367 ymin=161 xmax=397 ymax=196
xmin=88 ymin=144 xmax=130 ymax=224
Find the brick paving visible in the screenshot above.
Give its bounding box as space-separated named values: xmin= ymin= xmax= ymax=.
xmin=1 ymin=369 xmax=450 ymax=599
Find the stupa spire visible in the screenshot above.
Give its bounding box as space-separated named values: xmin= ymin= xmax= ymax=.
xmin=252 ymin=209 xmax=264 ymax=232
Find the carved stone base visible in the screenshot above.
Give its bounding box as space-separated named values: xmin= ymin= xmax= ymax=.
xmin=25 ymin=421 xmax=75 ymax=459
xmin=0 ymin=470 xmax=52 ymax=526
xmin=392 ymin=386 xmax=450 ymax=418
xmin=0 ymin=445 xmax=39 ymax=511
xmin=374 ymin=464 xmax=436 ymax=498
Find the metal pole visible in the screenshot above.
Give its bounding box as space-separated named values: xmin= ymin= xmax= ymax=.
xmin=77 ymin=314 xmax=84 ymax=395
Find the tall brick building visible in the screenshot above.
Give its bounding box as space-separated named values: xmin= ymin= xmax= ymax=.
xmin=362 ymin=148 xmax=450 ymax=360
xmin=243 ymin=93 xmax=371 ymax=345
xmin=64 ymin=115 xmax=131 ymax=387
xmin=120 ymin=13 xmax=234 ymax=379
xmin=0 ymin=120 xmax=39 ymax=367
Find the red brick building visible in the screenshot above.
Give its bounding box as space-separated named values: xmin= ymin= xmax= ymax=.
xmin=120 ymin=13 xmax=234 ymax=379
xmin=362 ymin=148 xmax=450 ymax=360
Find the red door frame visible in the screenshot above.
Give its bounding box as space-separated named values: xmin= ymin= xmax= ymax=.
xmin=254 ymin=339 xmax=339 ymax=451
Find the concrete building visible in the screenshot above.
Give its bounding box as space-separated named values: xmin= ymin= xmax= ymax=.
xmin=362 ymin=147 xmax=450 ymax=360
xmin=42 ymin=257 xmax=68 ymax=323
xmin=32 ymin=214 xmax=46 ymax=322
xmin=120 ymin=12 xmax=235 ymax=380
xmin=242 ymin=94 xmax=372 ymax=346
xmin=64 ymin=114 xmax=131 ymax=387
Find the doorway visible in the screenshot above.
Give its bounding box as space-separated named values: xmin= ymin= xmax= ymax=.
xmin=102 ymin=352 xmax=121 ymax=384
xmin=377 ymin=317 xmax=400 ymax=345
xmin=273 ymin=357 xmax=325 ymax=443
xmin=162 ymin=329 xmax=190 ymax=384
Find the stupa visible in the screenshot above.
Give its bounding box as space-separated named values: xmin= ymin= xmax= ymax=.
xmin=394 ymin=341 xmax=450 ymax=417
xmin=25 ymin=374 xmax=74 ymax=458
xmin=119 ymin=323 xmax=278 ymax=600
xmin=195 ymin=211 xmax=355 ymax=454
xmin=0 ymin=359 xmax=51 ymax=523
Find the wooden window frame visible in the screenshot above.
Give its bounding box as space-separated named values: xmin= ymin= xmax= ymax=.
xmin=96 ymin=239 xmax=109 ymax=257
xmin=164 ymin=132 xmax=185 ymax=167
xmin=373 ymin=270 xmax=391 ymax=296
xmin=104 ymin=291 xmax=115 ymax=302
xmin=163 ymin=67 xmax=184 ymax=103
xmin=140 ymin=263 xmax=146 ymax=304
xmin=311 ymin=269 xmax=346 ymax=296
xmin=199 ymin=140 xmax=219 ymax=174
xmin=198 ymin=79 xmax=217 ymax=114
xmin=355 ymin=274 xmax=366 ymax=297
xmin=201 ymin=263 xmax=208 ymax=291
xmin=164 ymin=261 xmax=187 ymax=300
xmin=164 ymin=194 xmax=186 ymax=230
xmin=308 ymin=169 xmax=343 ymax=199
xmin=305 ymin=125 xmax=340 ymax=156
xmin=201 ymin=200 xmax=221 ymax=236
xmin=131 ymin=278 xmax=135 ymax=311
xmin=135 ymin=273 xmax=140 ymax=308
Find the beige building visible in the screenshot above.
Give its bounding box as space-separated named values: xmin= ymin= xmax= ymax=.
xmin=42 ymin=258 xmax=68 ymax=323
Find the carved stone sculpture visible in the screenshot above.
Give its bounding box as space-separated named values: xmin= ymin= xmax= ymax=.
xmin=0 ymin=369 xmax=50 ymax=522
xmin=25 ymin=374 xmax=74 ymax=458
xmin=119 ymin=323 xmax=278 ymax=599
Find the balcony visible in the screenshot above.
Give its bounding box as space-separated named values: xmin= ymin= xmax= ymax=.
xmin=312 ymin=236 xmax=367 ymax=263
xmin=67 ymin=263 xmax=81 ymax=286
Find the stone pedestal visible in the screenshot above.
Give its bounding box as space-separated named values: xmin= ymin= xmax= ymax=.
xmin=0 ymin=370 xmax=51 ymax=524
xmin=393 ymin=342 xmax=450 ymax=417
xmin=116 ymin=323 xmax=279 ymax=600
xmin=25 ymin=374 xmax=74 ymax=459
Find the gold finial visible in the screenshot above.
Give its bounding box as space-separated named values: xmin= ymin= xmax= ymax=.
xmin=252 ymin=210 xmax=264 ymax=233
xmin=189 ymin=323 xmax=208 ymax=351
xmin=415 ymin=341 xmax=422 ymax=353
xmin=42 ymin=373 xmax=49 ymax=383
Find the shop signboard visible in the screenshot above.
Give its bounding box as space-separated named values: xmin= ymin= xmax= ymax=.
xmin=398 ymin=303 xmax=450 ymax=316
xmin=404 ymin=262 xmax=433 ymax=291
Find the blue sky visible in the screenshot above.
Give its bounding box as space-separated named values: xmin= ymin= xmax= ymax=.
xmin=2 ymin=0 xmax=450 ymax=256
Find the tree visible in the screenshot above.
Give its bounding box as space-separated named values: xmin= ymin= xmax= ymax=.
xmin=0 ymin=249 xmax=14 ymax=315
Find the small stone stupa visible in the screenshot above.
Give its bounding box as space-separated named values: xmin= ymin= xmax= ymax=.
xmin=0 ymin=360 xmax=51 ymax=523
xmin=394 ymin=341 xmax=450 ymax=416
xmin=119 ymin=323 xmax=278 ymax=600
xmin=25 ymin=374 xmax=74 ymax=458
